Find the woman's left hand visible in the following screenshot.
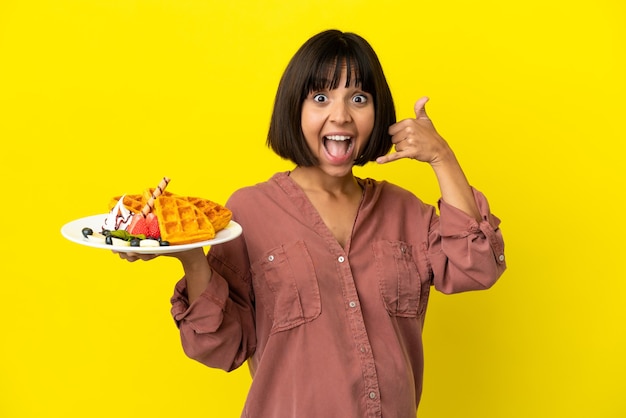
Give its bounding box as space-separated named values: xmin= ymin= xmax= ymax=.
xmin=377 ymin=96 xmax=482 ymax=221
xmin=376 ymin=97 xmax=450 ymax=166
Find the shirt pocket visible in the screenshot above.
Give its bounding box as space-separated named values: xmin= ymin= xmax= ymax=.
xmin=372 ymin=240 xmax=428 ymax=317
xmin=251 ymin=240 xmax=322 ymax=334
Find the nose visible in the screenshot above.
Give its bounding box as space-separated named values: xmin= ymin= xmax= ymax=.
xmin=329 ymin=100 xmax=352 ymax=124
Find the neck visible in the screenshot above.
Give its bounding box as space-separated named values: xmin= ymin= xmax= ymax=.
xmin=289 ymin=166 xmax=360 ymax=196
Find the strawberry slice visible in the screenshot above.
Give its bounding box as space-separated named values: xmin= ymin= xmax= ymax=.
xmin=146 ymin=213 xmax=161 ymax=239
xmin=127 ymin=214 xmax=149 ymax=236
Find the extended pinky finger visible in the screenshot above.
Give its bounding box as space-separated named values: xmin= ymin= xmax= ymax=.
xmin=376 ymin=152 xmax=402 ymax=164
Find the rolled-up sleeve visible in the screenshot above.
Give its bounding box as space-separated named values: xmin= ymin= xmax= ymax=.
xmin=170 ymin=249 xmax=256 ymax=372
xmin=171 ymin=273 xmax=228 ymax=333
xmin=430 ymin=187 xmax=506 ymax=294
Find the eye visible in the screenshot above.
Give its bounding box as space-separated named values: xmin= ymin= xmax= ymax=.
xmin=312 ymin=93 xmax=328 ymax=103
xmin=352 ymin=94 xmax=369 ymax=104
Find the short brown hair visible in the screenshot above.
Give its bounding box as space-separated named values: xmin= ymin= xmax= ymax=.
xmin=267 ymin=30 xmax=396 ymax=166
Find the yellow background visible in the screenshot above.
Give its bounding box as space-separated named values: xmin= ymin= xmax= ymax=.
xmin=1 ymin=0 xmax=624 ymax=417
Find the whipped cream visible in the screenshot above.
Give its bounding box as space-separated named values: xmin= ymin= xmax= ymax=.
xmin=102 ymin=195 xmax=134 ymax=231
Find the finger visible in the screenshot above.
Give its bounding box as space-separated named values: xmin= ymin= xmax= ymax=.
xmin=376 ymin=150 xmax=410 ymax=164
xmin=114 ymin=250 xmax=139 ymax=262
xmin=124 ymin=254 xmax=139 ymax=262
xmin=389 ymin=132 xmax=407 ymax=145
xmin=388 ymin=119 xmax=408 ymax=137
xmin=139 ymin=254 xmax=159 ymax=261
xmin=389 ymin=97 xmax=430 ymax=136
xmin=414 ymin=96 xmax=430 ymax=120
xmin=113 ymin=250 xmax=127 ymax=259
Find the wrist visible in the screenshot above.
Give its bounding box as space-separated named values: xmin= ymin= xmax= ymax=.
xmin=176 ymin=247 xmax=208 ymax=272
xmin=430 ymin=144 xmax=456 ymax=168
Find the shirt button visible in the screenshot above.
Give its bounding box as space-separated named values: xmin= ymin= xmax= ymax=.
xmin=338 ymin=256 xmax=345 ymax=263
xmin=369 ymin=391 xmax=377 ymax=399
xmin=349 ymin=301 xmax=357 ymax=308
xmin=268 ymin=255 xmax=274 ymax=262
xmin=498 ymin=254 xmax=505 ymax=261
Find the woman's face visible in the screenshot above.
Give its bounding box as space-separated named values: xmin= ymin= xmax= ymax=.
xmin=300 ymin=68 xmax=374 ymax=176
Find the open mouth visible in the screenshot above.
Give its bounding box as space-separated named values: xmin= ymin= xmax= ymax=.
xmin=323 ymin=135 xmax=354 ymax=159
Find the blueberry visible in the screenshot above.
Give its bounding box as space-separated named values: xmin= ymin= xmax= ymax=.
xmin=105 ymin=235 xmax=113 ymax=245
xmin=159 ymin=240 xmax=170 ymax=246
xmin=130 ymin=238 xmax=141 ymax=247
xmin=81 ymin=227 xmax=93 ymax=238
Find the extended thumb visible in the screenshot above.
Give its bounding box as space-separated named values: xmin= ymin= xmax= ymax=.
xmin=414 ymin=96 xmax=430 ymax=119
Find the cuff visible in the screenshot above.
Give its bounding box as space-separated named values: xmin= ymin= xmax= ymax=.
xmin=170 ymin=273 xmax=230 ymax=334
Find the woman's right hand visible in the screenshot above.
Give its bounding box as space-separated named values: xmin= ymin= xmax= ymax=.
xmin=113 ymin=247 xmax=205 ymax=264
xmin=114 ymin=251 xmax=160 ymax=262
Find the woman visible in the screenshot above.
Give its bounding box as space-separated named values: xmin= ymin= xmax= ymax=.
xmin=119 ymin=29 xmax=506 ymax=417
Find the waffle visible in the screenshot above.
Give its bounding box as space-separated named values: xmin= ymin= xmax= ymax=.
xmin=153 ymin=194 xmax=216 ymax=245
xmin=110 ymin=192 xmax=231 ymax=231
xmin=108 ymin=190 xmax=232 ymax=244
xmin=108 ymin=190 xmax=174 ymax=213
xmin=186 ymin=197 xmax=232 ymax=232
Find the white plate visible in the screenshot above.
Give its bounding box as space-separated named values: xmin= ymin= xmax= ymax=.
xmin=61 ymin=214 xmax=242 ymax=254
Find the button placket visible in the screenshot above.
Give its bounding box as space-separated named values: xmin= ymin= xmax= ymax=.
xmin=334 ymin=249 xmax=382 ymax=416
